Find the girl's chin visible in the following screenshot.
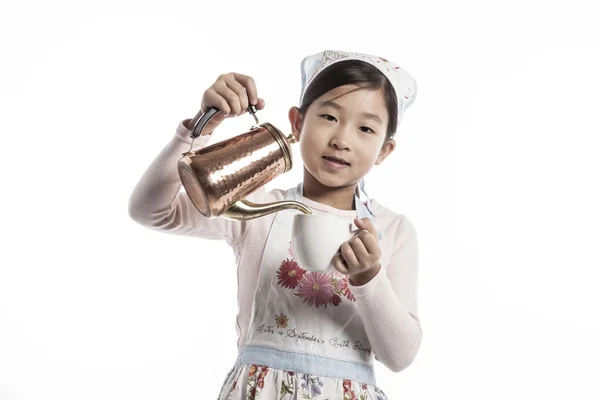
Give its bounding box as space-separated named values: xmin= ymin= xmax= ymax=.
xmin=306 ymin=169 xmax=355 ymax=189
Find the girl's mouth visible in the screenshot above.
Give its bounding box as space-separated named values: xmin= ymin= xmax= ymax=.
xmin=322 ymin=156 xmax=351 ymax=167
xmin=323 ymin=156 xmax=350 ymax=165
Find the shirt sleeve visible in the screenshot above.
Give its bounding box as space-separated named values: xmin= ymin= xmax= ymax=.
xmin=128 ymin=118 xmax=250 ymax=247
xmin=350 ymin=215 xmax=422 ymax=372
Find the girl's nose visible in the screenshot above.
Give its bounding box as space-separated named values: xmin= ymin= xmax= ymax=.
xmin=329 ymin=126 xmax=351 ymax=150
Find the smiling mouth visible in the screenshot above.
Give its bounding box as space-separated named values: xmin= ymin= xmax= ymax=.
xmin=322 ymin=156 xmax=351 ymax=166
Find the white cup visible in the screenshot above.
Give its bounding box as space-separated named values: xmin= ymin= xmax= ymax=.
xmin=291 ymin=214 xmax=358 ymax=272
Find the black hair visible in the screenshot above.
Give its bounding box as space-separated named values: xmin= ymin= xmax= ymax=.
xmin=299 ymin=60 xmax=398 ymax=139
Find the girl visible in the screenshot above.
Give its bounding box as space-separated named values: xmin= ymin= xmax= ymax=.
xmin=129 ymin=49 xmax=421 ymax=399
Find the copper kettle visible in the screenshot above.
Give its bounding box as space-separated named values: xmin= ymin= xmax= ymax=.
xmin=177 ymin=107 xmax=312 ymax=221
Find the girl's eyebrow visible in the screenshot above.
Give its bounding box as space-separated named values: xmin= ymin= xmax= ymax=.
xmin=318 ymin=100 xmax=383 ymax=124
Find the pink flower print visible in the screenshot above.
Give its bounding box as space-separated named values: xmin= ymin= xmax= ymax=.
xmin=288 ymin=241 xmax=295 ymax=258
xmin=247 ymin=365 xmax=269 ymax=399
xmin=331 ymin=276 xmax=341 ymax=290
xmin=248 ymin=364 xmax=257 ymax=377
xmin=331 ymin=294 xmax=342 ymax=306
xmin=339 ymin=277 xmax=356 ymax=302
xmin=343 ymin=379 xmax=357 ymax=399
xmin=277 ymin=259 xmax=305 ymax=289
xmin=257 ymin=366 xmax=269 ymax=389
xmin=260 ymin=367 xmax=269 ymax=379
xmin=275 ymin=260 xmax=352 ymax=308
xmin=296 ymin=272 xmax=335 ymax=308
xmin=343 ymin=379 xmax=351 ymax=391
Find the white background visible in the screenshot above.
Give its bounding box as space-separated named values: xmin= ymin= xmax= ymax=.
xmin=1 ymin=0 xmax=599 ymax=399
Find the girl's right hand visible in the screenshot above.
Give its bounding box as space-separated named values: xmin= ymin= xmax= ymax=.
xmin=188 ymin=73 xmax=266 ymax=136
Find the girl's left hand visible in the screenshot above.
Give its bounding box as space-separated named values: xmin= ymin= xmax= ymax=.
xmin=332 ymin=217 xmax=382 ymax=286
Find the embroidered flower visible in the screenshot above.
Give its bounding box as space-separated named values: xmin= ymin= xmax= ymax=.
xmin=275 ymin=313 xmax=289 ymax=329
xmin=277 ymin=259 xmax=305 ymax=289
xmin=296 ymin=272 xmax=335 ymax=308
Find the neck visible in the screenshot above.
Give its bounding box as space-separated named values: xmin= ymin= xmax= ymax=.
xmin=302 ymin=168 xmax=357 ymax=210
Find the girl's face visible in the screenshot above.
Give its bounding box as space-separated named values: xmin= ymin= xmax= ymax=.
xmin=289 ymin=84 xmax=396 ymax=190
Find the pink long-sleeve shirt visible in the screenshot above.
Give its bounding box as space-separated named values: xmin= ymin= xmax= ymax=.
xmin=128 ymin=119 xmax=422 ymax=372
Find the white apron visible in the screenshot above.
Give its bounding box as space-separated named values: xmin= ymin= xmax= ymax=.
xmin=217 ymin=183 xmax=389 ymax=400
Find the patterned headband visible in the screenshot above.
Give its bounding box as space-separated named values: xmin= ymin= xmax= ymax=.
xmin=299 ymin=50 xmax=417 ymax=129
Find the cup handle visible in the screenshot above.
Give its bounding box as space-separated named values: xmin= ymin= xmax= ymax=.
xmin=349 ymin=220 xmax=383 ymax=240
xmin=349 ymin=221 xmax=361 ymax=236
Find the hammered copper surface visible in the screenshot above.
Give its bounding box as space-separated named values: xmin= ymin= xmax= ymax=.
xmin=178 ymin=123 xmax=297 ymax=218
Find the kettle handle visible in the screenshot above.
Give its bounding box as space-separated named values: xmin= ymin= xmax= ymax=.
xmin=190 ymin=105 xmax=258 ymax=139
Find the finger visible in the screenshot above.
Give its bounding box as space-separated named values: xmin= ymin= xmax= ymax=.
xmin=356 ymin=229 xmax=380 ymax=256
xmin=332 ymin=253 xmax=350 ymax=275
xmin=355 ymin=218 xmax=378 ymax=239
xmin=214 ymin=81 xmax=243 ymax=116
xmin=339 ymin=242 xmax=359 ymax=273
xmin=232 ymin=73 xmax=258 ymax=106
xmin=348 ymin=234 xmax=370 ymax=265
xmin=203 ymin=88 xmax=231 ymax=116
xmin=224 ymin=77 xmax=249 ymax=114
xmin=239 ymin=97 xmax=266 ymax=116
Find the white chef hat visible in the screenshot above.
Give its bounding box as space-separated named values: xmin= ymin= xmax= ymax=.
xmin=299 ymin=50 xmax=417 ymax=128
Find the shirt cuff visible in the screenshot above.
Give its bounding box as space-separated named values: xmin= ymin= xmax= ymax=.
xmin=348 ymin=264 xmax=388 ymax=298
xmin=176 ymin=118 xmax=212 ymax=146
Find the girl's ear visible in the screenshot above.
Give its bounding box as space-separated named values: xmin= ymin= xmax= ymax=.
xmin=288 ymin=106 xmax=303 ymax=141
xmin=375 ymin=139 xmax=396 ymax=165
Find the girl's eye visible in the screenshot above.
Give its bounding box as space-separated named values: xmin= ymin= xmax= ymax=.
xmin=320 ymin=114 xmax=337 ymax=122
xmin=360 ymin=126 xmax=374 ymax=133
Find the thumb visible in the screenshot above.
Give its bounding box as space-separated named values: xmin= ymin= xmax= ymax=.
xmin=255 ymin=98 xmax=266 ymax=111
